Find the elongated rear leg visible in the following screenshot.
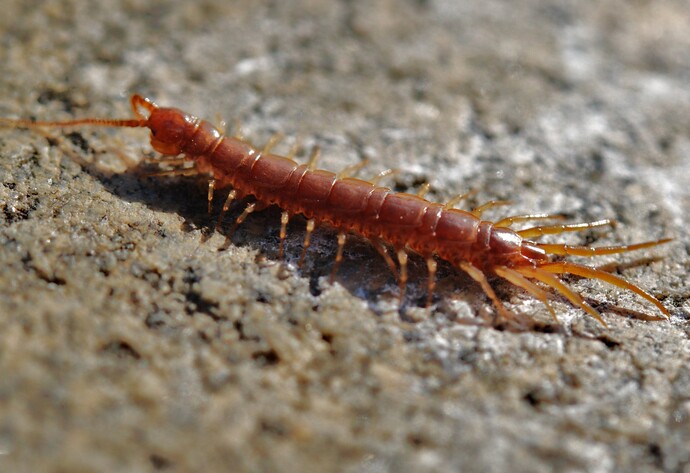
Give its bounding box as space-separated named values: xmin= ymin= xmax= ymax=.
xmin=459 ymin=262 xmax=519 ymax=325
xmin=537 ymin=238 xmax=672 ymax=257
xmin=516 ymin=266 xmax=607 ymax=326
xmin=494 ymin=213 xmax=567 ymax=228
xmin=517 ymin=219 xmax=615 ymax=238
xmin=494 ymin=266 xmax=558 ymax=323
xmin=537 ymin=261 xmax=670 ymax=317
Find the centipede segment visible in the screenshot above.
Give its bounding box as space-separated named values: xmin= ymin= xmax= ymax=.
xmin=1 ymin=94 xmax=673 ymax=327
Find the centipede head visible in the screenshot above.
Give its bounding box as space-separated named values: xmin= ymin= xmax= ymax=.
xmin=145 ymin=108 xmax=198 ymax=156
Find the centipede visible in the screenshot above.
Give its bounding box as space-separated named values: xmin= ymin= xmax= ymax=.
xmin=1 ymin=94 xmax=673 ymax=327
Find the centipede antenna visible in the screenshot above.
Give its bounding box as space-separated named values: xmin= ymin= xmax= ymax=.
xmin=0 ymin=117 xmax=148 ymax=129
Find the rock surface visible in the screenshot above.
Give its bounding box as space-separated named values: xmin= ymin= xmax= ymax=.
xmin=1 ymin=1 xmax=689 ymax=472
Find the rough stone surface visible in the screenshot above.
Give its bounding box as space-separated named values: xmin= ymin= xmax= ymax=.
xmin=1 ymin=1 xmax=689 ymax=472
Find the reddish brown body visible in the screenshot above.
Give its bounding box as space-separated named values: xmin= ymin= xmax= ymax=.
xmin=1 ymin=94 xmax=673 ymax=327
xmin=149 ymin=103 xmax=545 ymax=271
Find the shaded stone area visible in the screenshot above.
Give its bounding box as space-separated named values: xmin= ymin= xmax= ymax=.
xmin=0 ymin=1 xmax=688 ymax=472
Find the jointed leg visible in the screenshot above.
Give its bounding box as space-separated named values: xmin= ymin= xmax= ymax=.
xmin=207 ymin=178 xmax=216 ymax=214
xmin=494 ymin=213 xmax=566 ymax=228
xmin=299 ymin=219 xmax=316 ymax=267
xmin=537 ymin=261 xmax=670 ymax=317
xmin=370 ymin=169 xmax=399 ymax=186
xmin=425 ymin=257 xmax=437 ymax=308
xmin=516 ymin=266 xmax=606 ymax=326
xmin=306 ymin=145 xmax=321 ymax=170
xmin=443 ymin=189 xmax=478 ymax=210
xmin=261 ymin=133 xmax=284 ymax=154
xmin=397 ymin=249 xmax=409 ymax=304
xmin=471 ymin=200 xmax=512 ymax=218
xmin=459 ymin=262 xmax=516 ymax=323
xmin=337 ymin=159 xmax=369 ymax=179
xmin=215 ymin=189 xmax=238 ymax=232
xmin=372 ymin=238 xmax=398 ymax=278
xmin=330 ymin=232 xmax=347 ymax=283
xmin=537 ymin=238 xmax=672 ymax=257
xmin=517 ymin=219 xmax=614 ymax=239
xmin=494 ymin=266 xmax=558 ymax=323
xmin=417 ymin=182 xmax=431 ymax=198
xmin=278 ymin=211 xmax=290 ymax=259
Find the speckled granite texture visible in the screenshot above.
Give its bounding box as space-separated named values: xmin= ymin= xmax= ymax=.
xmin=1 ymin=1 xmax=689 ymax=472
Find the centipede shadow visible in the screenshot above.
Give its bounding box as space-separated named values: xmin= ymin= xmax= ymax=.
xmin=93 ymin=161 xmax=462 ymax=318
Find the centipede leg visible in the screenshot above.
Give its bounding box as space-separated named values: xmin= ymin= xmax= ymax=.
xmin=417 ymin=182 xmax=431 ymax=198
xmin=306 ymin=146 xmax=321 ymax=170
xmin=337 ymin=159 xmax=369 ymax=179
xmin=278 ymin=211 xmax=290 ymax=259
xmin=517 ymin=219 xmax=614 ymax=238
xmin=298 ymin=219 xmax=316 ymax=268
xmin=262 ymin=133 xmax=284 ymax=154
xmin=494 ymin=214 xmax=566 ymax=228
xmin=215 ymin=189 xmax=238 ymax=232
xmin=330 ymin=233 xmax=347 ymax=284
xmin=147 ymin=167 xmax=199 ymax=178
xmin=471 ymin=200 xmax=513 ymax=217
xmin=537 ymin=238 xmax=672 ymax=257
xmin=369 ymin=169 xmax=399 ymax=186
xmin=459 ymin=262 xmax=516 ymax=324
xmin=286 ymin=140 xmax=301 ymax=160
xmin=537 ymin=261 xmax=670 ymax=317
xmin=207 ymin=179 xmax=216 ymax=214
xmin=443 ymin=189 xmax=478 ymax=210
xmin=516 ymin=266 xmax=606 ymax=326
xmin=494 ymin=267 xmax=558 ymax=323
xmin=372 ymin=238 xmax=398 ymax=278
xmin=425 ymin=257 xmax=437 ymax=308
xmin=397 ymin=249 xmax=409 ymax=305
xmin=228 ymin=202 xmax=257 ymax=238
